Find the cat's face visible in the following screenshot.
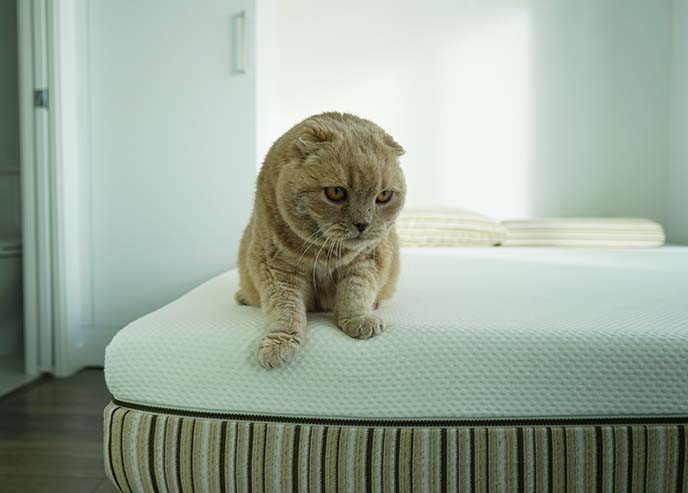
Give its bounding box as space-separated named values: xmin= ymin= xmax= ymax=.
xmin=276 ymin=123 xmax=406 ymax=251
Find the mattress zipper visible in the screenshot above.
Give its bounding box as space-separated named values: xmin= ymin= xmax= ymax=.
xmin=112 ymin=398 xmax=687 ymax=428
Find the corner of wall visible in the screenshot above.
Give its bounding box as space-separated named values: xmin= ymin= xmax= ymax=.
xmin=667 ymin=0 xmax=688 ymax=244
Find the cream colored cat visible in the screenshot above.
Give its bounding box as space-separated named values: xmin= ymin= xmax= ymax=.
xmin=236 ymin=112 xmax=406 ymax=368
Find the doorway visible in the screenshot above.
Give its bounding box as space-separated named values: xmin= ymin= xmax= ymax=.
xmin=0 ymin=0 xmax=29 ymax=395
xmin=0 ymin=0 xmax=57 ymax=394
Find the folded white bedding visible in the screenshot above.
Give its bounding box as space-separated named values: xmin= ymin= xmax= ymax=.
xmin=502 ymin=218 xmax=665 ymax=247
xmin=397 ymin=208 xmax=506 ymax=247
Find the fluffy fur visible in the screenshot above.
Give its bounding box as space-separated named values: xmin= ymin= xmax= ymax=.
xmin=236 ymin=112 xmax=406 ymax=368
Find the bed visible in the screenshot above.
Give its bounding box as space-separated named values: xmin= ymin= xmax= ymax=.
xmin=104 ymin=247 xmax=688 ymax=492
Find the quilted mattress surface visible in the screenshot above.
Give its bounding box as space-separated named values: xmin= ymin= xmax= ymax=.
xmin=105 ymin=247 xmax=688 ymax=420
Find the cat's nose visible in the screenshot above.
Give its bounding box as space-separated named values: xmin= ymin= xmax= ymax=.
xmin=354 ymin=223 xmax=370 ymax=233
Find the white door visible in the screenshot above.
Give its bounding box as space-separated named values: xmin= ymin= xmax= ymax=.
xmin=80 ymin=0 xmax=256 ymax=365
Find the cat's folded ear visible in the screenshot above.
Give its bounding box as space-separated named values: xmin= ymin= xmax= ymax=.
xmin=382 ymin=133 xmax=405 ymax=157
xmin=293 ymin=123 xmax=333 ymax=158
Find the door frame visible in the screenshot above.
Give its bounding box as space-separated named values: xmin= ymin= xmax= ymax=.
xmin=17 ymin=0 xmax=75 ymax=377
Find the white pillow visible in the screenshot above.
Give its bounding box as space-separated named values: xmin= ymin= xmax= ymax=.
xmin=501 ymin=218 xmax=666 ymax=247
xmin=396 ymin=208 xmax=506 ymax=247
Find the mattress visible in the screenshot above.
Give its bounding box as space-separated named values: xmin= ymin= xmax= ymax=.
xmin=106 ymin=247 xmax=688 ymax=419
xmin=104 ymin=247 xmax=688 ymax=492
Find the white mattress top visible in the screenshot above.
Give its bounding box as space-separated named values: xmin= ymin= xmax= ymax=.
xmin=105 ymin=247 xmax=688 ymax=420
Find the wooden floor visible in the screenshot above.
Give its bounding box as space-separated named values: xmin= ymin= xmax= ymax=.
xmin=0 ymin=369 xmax=118 ymax=492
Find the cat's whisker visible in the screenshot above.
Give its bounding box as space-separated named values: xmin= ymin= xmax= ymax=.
xmin=337 ymin=235 xmax=344 ymax=270
xmin=332 ymin=235 xmax=342 ymax=270
xmin=311 ymin=240 xmax=323 ymax=305
xmin=325 ymin=237 xmax=334 ymax=273
xmin=297 ymin=236 xmax=320 ymax=267
xmin=302 ymin=225 xmax=327 ymax=245
xmin=326 ymin=234 xmax=341 ymax=284
xmin=297 ymin=223 xmax=331 ymax=267
xmin=338 ymin=235 xmax=346 ymax=274
xmin=312 ymin=231 xmax=334 ymax=303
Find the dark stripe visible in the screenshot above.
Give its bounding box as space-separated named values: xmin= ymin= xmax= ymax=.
xmin=644 ymin=426 xmax=649 ymax=493
xmin=120 ymin=410 xmax=132 ymax=493
xmin=219 ymin=422 xmax=227 ymax=493
xmin=293 ymin=425 xmax=301 ymax=493
xmin=470 ymin=428 xmax=476 ymax=493
xmin=161 ymin=417 xmax=169 ymax=491
xmin=563 ymin=428 xmax=568 ymax=493
xmin=547 ymin=427 xmax=553 ymax=493
xmin=231 ymin=423 xmax=239 ymax=491
xmin=366 ymin=428 xmax=374 ymax=493
xmin=112 ymin=400 xmax=688 ymax=428
xmin=335 ymin=428 xmax=341 ymax=492
xmin=456 ymin=429 xmax=461 ymax=492
xmin=262 ymin=425 xmax=267 ymax=493
xmin=595 ymin=427 xmax=603 ymax=493
xmin=321 ymin=427 xmax=328 ymax=493
xmin=531 ymin=429 xmax=536 ymax=492
xmin=440 ymin=428 xmax=447 ymax=493
xmin=148 ymin=415 xmax=160 ymax=493
xmin=409 ymin=429 xmax=414 ymax=489
xmin=306 ymin=426 xmax=313 ymax=493
xmin=190 ymin=420 xmax=196 ymax=493
xmin=379 ymin=429 xmax=385 ymax=493
xmin=611 ymin=428 xmax=616 ymax=492
xmin=108 ymin=408 xmax=123 ymax=493
xmin=678 ymin=426 xmax=686 ymax=493
xmin=247 ymin=423 xmax=254 ymax=493
xmin=517 ymin=427 xmax=524 ymax=493
xmin=627 ymin=427 xmax=634 ymax=493
xmin=485 ymin=429 xmax=489 ymax=493
xmin=394 ymin=429 xmax=401 ymax=493
xmin=233 ymin=424 xmax=239 ymax=493
xmin=176 ymin=419 xmax=183 ymax=493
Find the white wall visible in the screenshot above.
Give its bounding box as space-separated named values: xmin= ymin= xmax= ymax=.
xmin=256 ymin=0 xmax=672 ymax=220
xmin=61 ymin=0 xmax=256 ymax=366
xmin=668 ymin=0 xmax=688 ymax=244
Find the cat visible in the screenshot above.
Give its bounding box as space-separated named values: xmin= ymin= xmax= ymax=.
xmin=236 ymin=112 xmax=406 ymax=368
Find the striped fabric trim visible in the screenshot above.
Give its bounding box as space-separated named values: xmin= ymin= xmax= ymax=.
xmin=104 ymin=403 xmax=688 ymax=492
xmin=397 ymin=208 xmax=506 ymax=247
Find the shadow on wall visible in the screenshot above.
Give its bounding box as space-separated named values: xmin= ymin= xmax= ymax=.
xmin=529 ymin=1 xmax=671 ymax=221
xmin=257 ymin=0 xmax=672 ymax=222
xmin=668 ymin=0 xmax=688 ymax=245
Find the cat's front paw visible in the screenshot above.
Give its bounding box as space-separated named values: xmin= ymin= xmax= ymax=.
xmin=256 ymin=331 xmax=302 ymax=368
xmin=234 ymin=289 xmax=249 ymax=305
xmin=337 ymin=314 xmax=385 ymax=339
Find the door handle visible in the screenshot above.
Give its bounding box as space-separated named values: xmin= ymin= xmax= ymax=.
xmin=231 ymin=10 xmax=246 ymax=74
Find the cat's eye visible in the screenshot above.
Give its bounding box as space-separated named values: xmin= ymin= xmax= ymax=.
xmin=376 ymin=190 xmax=393 ymax=203
xmin=324 ymin=186 xmax=347 ymax=202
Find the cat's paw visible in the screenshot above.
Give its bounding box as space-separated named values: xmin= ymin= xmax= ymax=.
xmin=337 ymin=314 xmax=385 ymax=339
xmin=234 ymin=289 xmax=249 ymax=305
xmin=256 ymin=331 xmax=302 ymax=368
